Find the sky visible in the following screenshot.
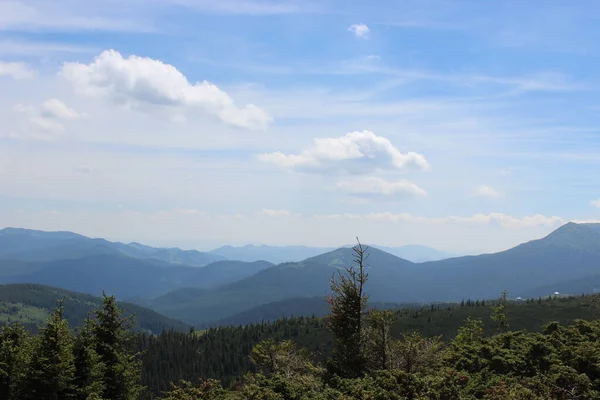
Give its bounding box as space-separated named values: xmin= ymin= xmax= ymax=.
xmin=1 ymin=0 xmax=600 ymax=254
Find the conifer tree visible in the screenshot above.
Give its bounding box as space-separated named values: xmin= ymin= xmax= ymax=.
xmin=491 ymin=290 xmax=510 ymax=331
xmin=73 ymin=316 xmax=105 ymax=400
xmin=25 ymin=301 xmax=76 ymax=400
xmin=325 ymin=238 xmax=369 ymax=378
xmin=94 ymin=293 xmax=143 ymax=400
xmin=0 ymin=323 xmax=31 ymax=400
xmin=365 ymin=309 xmax=396 ymax=371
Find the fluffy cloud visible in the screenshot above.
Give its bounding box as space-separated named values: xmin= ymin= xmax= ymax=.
xmin=41 ymin=98 xmax=81 ymax=120
xmin=60 ymin=50 xmax=271 ymax=129
xmin=473 ymin=185 xmax=503 ymax=198
xmin=258 ymin=130 xmax=429 ymax=174
xmin=591 ymin=199 xmax=600 ymax=209
xmin=320 ymin=212 xmax=564 ymax=229
xmin=336 ymin=177 xmax=427 ymax=198
xmin=0 ymin=60 xmax=35 ymax=79
xmin=348 ymin=23 xmax=370 ymax=38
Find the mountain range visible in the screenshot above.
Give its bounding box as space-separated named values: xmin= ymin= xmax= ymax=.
xmin=209 ymin=243 xmax=455 ymax=263
xmin=2 ymin=223 xmax=600 ymax=327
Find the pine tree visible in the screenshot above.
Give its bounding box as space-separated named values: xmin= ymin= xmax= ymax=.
xmin=24 ymin=301 xmax=77 ymax=400
xmin=491 ymin=290 xmax=510 ymax=331
xmin=94 ymin=293 xmax=143 ymax=400
xmin=73 ymin=316 xmax=105 ymax=400
xmin=325 ymin=238 xmax=369 ymax=378
xmin=0 ymin=323 xmax=31 ymax=400
xmin=365 ymin=309 xmax=396 ymax=371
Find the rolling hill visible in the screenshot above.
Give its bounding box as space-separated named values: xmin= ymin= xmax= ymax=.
xmin=0 ymin=227 xmax=225 ymax=266
xmin=0 ymin=283 xmax=190 ymax=334
xmin=147 ymin=223 xmax=600 ymax=325
xmin=0 ymin=255 xmax=274 ymax=299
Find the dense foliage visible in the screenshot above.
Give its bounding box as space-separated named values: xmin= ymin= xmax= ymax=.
xmin=0 ymin=294 xmax=143 ymax=400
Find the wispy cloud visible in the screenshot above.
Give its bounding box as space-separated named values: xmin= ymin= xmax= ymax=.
xmin=169 ymin=0 xmax=322 ymax=15
xmin=0 ymin=60 xmax=35 ymax=79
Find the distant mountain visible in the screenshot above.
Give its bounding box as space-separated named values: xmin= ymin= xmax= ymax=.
xmin=372 ymin=245 xmax=456 ymax=262
xmin=0 ymin=255 xmax=274 ymax=299
xmin=209 ymin=243 xmax=454 ymax=263
xmin=0 ymin=227 xmax=225 ymax=266
xmin=149 ymin=223 xmax=600 ymax=325
xmin=413 ymin=222 xmax=600 ymax=301
xmin=149 ymin=247 xmax=423 ymax=325
xmin=209 ymin=244 xmax=335 ymax=264
xmin=0 ymin=283 xmax=190 ymax=334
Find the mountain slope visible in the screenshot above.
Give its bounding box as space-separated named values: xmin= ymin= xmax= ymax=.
xmin=210 ymin=243 xmax=454 ymax=263
xmin=210 ymin=244 xmax=335 ymax=264
xmin=0 ymin=255 xmax=274 ymax=299
xmin=373 ymin=245 xmax=456 ymax=262
xmin=150 ymin=261 xmax=341 ymax=325
xmin=414 ymin=222 xmax=600 ymax=301
xmin=150 ymin=248 xmax=422 ymax=325
xmin=0 ymin=283 xmax=190 ymax=334
xmin=148 ymin=223 xmax=600 ymax=325
xmin=0 ymin=227 xmax=224 ymax=266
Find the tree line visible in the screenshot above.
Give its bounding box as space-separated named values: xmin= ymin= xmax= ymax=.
xmin=3 ymin=240 xmax=600 ymax=399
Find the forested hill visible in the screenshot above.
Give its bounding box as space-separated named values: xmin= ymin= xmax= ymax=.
xmin=0 ymin=283 xmax=190 ymax=334
xmin=136 ymin=293 xmax=600 ymax=396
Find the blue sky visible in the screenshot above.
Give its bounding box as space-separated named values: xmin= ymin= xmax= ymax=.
xmin=1 ymin=0 xmax=600 ymax=253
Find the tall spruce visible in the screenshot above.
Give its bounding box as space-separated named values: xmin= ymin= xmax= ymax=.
xmin=73 ymin=316 xmax=105 ymax=400
xmin=325 ymin=238 xmax=369 ymax=378
xmin=24 ymin=300 xmax=77 ymax=400
xmin=491 ymin=290 xmax=510 ymax=331
xmin=0 ymin=323 xmax=31 ymax=400
xmin=365 ymin=309 xmax=396 ymax=371
xmin=94 ymin=293 xmax=143 ymax=400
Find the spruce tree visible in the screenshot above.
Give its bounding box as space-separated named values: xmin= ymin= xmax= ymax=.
xmin=25 ymin=301 xmax=76 ymax=400
xmin=0 ymin=323 xmax=31 ymax=400
xmin=325 ymin=238 xmax=369 ymax=378
xmin=365 ymin=309 xmax=396 ymax=371
xmin=491 ymin=290 xmax=510 ymax=331
xmin=73 ymin=316 xmax=105 ymax=400
xmin=94 ymin=293 xmax=143 ymax=400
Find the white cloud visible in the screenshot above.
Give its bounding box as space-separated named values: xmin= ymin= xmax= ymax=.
xmin=337 ymin=177 xmax=426 ymax=198
xmin=326 ymin=212 xmax=564 ymax=229
xmin=41 ymin=98 xmax=81 ymax=120
xmin=473 ymin=185 xmax=503 ymax=198
xmin=60 ymin=50 xmax=271 ymax=129
xmin=258 ymin=130 xmax=429 ymax=174
xmin=591 ymin=199 xmax=600 ymax=209
xmin=30 ymin=116 xmax=65 ymax=131
xmin=348 ymin=23 xmax=370 ymax=38
xmin=0 ymin=60 xmax=35 ymax=79
xmin=258 ymin=209 xmax=294 ymax=218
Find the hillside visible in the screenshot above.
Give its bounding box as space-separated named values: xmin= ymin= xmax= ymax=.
xmin=150 ymin=261 xmax=340 ymax=325
xmin=0 ymin=255 xmax=274 ymax=299
xmin=0 ymin=227 xmax=224 ymax=266
xmin=148 ymin=223 xmax=600 ymax=325
xmin=136 ymin=293 xmax=600 ymax=394
xmin=209 ymin=296 xmax=415 ymax=328
xmin=0 ymin=283 xmax=190 ymax=334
